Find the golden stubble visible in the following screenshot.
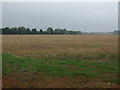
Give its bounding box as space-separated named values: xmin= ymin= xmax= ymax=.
xmin=2 ymin=35 xmax=118 ymax=58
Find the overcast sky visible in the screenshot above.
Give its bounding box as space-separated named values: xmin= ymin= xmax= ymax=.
xmin=2 ymin=2 xmax=118 ymax=32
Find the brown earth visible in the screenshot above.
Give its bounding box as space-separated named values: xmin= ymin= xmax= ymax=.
xmin=2 ymin=74 xmax=119 ymax=88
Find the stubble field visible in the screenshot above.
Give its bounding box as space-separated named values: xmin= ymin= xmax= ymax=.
xmin=2 ymin=35 xmax=119 ymax=88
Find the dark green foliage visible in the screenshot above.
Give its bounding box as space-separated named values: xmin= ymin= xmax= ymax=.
xmin=32 ymin=28 xmax=37 ymax=34
xmin=1 ymin=26 xmax=82 ymax=35
xmin=47 ymin=27 xmax=53 ymax=34
xmin=39 ymin=29 xmax=43 ymax=34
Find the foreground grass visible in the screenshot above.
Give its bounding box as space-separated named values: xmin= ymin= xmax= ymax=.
xmin=2 ymin=53 xmax=119 ymax=84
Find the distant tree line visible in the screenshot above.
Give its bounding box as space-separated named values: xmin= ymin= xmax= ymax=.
xmin=113 ymin=30 xmax=120 ymax=35
xmin=0 ymin=27 xmax=82 ymax=35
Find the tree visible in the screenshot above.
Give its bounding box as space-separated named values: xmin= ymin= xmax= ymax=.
xmin=4 ymin=27 xmax=10 ymax=34
xmin=39 ymin=29 xmax=43 ymax=34
xmin=32 ymin=28 xmax=37 ymax=34
xmin=59 ymin=29 xmax=68 ymax=34
xmin=47 ymin=27 xmax=53 ymax=34
xmin=18 ymin=26 xmax=26 ymax=34
xmin=26 ymin=28 xmax=31 ymax=34
xmin=10 ymin=27 xmax=18 ymax=34
xmin=63 ymin=29 xmax=68 ymax=34
xmin=54 ymin=29 xmax=61 ymax=34
xmin=1 ymin=26 xmax=83 ymax=35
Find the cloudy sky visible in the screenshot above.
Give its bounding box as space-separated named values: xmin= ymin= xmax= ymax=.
xmin=2 ymin=2 xmax=118 ymax=32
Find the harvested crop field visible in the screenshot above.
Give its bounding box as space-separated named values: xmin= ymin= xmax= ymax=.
xmin=2 ymin=35 xmax=119 ymax=88
xmin=2 ymin=35 xmax=118 ymax=59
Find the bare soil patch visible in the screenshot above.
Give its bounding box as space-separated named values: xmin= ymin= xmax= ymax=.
xmin=2 ymin=74 xmax=119 ymax=88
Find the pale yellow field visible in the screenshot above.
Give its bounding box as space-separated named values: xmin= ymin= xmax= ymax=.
xmin=2 ymin=35 xmax=118 ymax=60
